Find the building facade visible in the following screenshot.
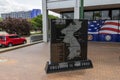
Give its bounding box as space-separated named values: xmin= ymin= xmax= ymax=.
xmin=42 ymin=0 xmax=120 ymax=42
xmin=1 ymin=9 xmax=41 ymax=19
xmin=47 ymin=0 xmax=120 ymax=20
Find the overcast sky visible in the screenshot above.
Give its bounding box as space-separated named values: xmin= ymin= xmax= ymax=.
xmin=0 ymin=0 xmax=60 ymax=16
xmin=0 ymin=0 xmax=42 ymax=14
xmin=0 ymin=0 xmax=119 ymax=16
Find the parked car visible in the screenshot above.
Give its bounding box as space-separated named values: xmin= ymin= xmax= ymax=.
xmin=0 ymin=34 xmax=27 ymax=47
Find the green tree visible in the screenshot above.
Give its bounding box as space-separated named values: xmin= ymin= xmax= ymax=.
xmin=0 ymin=17 xmax=2 ymax=22
xmin=29 ymin=14 xmax=58 ymax=31
xmin=29 ymin=15 xmax=42 ymax=31
xmin=48 ymin=14 xmax=59 ymax=19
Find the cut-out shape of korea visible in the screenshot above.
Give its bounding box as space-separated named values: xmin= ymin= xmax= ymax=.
xmin=61 ymin=20 xmax=82 ymax=60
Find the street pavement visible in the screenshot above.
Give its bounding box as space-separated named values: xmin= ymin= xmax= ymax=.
xmin=0 ymin=42 xmax=119 ymax=80
xmin=0 ymin=43 xmax=49 ymax=80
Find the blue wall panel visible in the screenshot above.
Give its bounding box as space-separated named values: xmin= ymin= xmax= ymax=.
xmin=88 ymin=34 xmax=99 ymax=41
xmin=99 ymin=34 xmax=118 ymax=42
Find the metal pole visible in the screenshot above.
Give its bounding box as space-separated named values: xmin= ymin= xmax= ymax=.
xmin=74 ymin=0 xmax=80 ymax=19
xmin=80 ymin=0 xmax=84 ymax=19
xmin=42 ymin=0 xmax=48 ymax=42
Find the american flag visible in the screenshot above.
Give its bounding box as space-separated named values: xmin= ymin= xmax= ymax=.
xmin=118 ymin=20 xmax=120 ymax=41
xmin=88 ymin=20 xmax=103 ymax=34
xmin=99 ymin=20 xmax=120 ymax=34
xmin=88 ymin=20 xmax=120 ymax=34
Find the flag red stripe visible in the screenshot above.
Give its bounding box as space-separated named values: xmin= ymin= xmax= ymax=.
xmin=104 ymin=22 xmax=120 ymax=26
xmin=100 ymin=28 xmax=120 ymax=32
xmin=99 ymin=32 xmax=112 ymax=34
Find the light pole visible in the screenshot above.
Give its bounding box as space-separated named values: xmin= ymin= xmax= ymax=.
xmin=80 ymin=0 xmax=84 ymax=19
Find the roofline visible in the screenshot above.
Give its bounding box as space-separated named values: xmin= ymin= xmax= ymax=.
xmin=49 ymin=3 xmax=120 ymax=13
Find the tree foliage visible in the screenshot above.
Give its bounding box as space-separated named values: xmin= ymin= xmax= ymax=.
xmin=0 ymin=17 xmax=2 ymax=22
xmin=29 ymin=15 xmax=42 ymax=31
xmin=48 ymin=14 xmax=59 ymax=19
xmin=0 ymin=17 xmax=31 ymax=36
xmin=29 ymin=14 xmax=58 ymax=31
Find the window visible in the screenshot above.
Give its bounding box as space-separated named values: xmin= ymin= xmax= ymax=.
xmin=101 ymin=10 xmax=110 ymax=19
xmin=62 ymin=12 xmax=74 ymax=19
xmin=94 ymin=11 xmax=101 ymax=20
xmin=0 ymin=36 xmax=5 ymax=40
xmin=9 ymin=36 xmax=19 ymax=38
xmin=112 ymin=9 xmax=120 ymax=20
xmin=84 ymin=12 xmax=93 ymax=20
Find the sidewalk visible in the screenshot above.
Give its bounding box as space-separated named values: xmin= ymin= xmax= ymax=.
xmin=0 ymin=42 xmax=119 ymax=80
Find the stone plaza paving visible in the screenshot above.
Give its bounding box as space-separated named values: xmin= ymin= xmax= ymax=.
xmin=0 ymin=42 xmax=119 ymax=80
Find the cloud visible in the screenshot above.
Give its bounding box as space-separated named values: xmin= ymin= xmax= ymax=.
xmin=0 ymin=0 xmax=38 ymax=14
xmin=0 ymin=0 xmax=60 ymax=17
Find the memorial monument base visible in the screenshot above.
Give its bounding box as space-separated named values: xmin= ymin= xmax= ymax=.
xmin=45 ymin=59 xmax=93 ymax=73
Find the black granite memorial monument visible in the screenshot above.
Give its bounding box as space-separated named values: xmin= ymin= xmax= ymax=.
xmin=45 ymin=19 xmax=93 ymax=73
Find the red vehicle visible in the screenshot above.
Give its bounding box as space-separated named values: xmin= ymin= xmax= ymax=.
xmin=0 ymin=34 xmax=27 ymax=47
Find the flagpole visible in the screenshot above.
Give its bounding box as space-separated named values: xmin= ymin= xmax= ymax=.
xmin=80 ymin=0 xmax=84 ymax=19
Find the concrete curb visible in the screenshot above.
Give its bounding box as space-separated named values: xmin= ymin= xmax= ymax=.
xmin=0 ymin=41 xmax=43 ymax=53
